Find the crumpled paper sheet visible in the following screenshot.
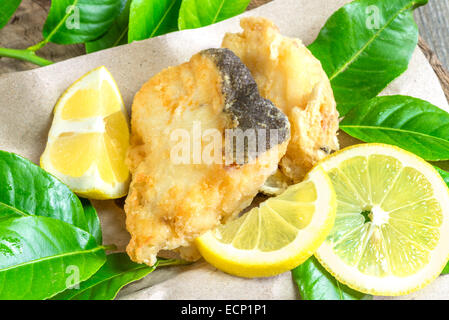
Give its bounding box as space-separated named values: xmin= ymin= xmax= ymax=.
xmin=1 ymin=0 xmax=448 ymax=300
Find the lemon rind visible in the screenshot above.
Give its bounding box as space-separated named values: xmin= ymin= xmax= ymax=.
xmin=40 ymin=66 xmax=130 ymax=200
xmin=312 ymin=143 xmax=449 ymax=296
xmin=40 ymin=154 xmax=129 ymax=199
xmin=195 ymin=167 xmax=336 ymax=278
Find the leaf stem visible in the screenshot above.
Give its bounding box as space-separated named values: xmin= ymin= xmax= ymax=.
xmin=102 ymin=244 xmax=118 ymax=251
xmin=157 ymin=258 xmax=192 ymax=267
xmin=0 ymin=47 xmax=53 ymax=66
xmin=27 ymin=40 xmax=48 ymax=52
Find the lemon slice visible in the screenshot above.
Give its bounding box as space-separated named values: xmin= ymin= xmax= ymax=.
xmin=196 ymin=167 xmax=336 ymax=278
xmin=313 ymin=143 xmax=449 ymax=296
xmin=41 ymin=66 xmax=130 ymax=199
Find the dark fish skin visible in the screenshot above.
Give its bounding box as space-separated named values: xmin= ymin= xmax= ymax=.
xmin=202 ymin=48 xmax=290 ymax=164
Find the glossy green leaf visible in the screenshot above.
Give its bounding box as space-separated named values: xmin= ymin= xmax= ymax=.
xmin=434 ymin=166 xmax=449 ymax=187
xmin=0 ymin=151 xmax=87 ymax=231
xmin=308 ymin=0 xmax=428 ymax=116
xmin=441 ymin=261 xmax=449 ymax=275
xmin=340 ymin=95 xmax=449 ymax=161
xmin=42 ymin=0 xmax=123 ymax=45
xmin=128 ymin=0 xmax=182 ymax=42
xmin=80 ymin=198 xmax=102 ymax=245
xmin=292 ymin=256 xmax=369 ymax=300
xmin=0 ymin=0 xmax=21 ymax=29
xmin=435 ymin=166 xmax=449 ymax=275
xmin=0 ymin=215 xmax=106 ymax=300
xmin=178 ymin=0 xmax=250 ymax=30
xmin=442 ymin=265 xmax=449 ymax=275
xmin=52 ymin=252 xmax=152 ymax=300
xmin=0 ymin=203 xmax=24 ymax=219
xmin=52 ymin=253 xmax=186 ymax=300
xmin=85 ymin=0 xmax=130 ymax=53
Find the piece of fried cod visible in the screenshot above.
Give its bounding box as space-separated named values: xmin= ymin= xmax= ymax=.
xmin=125 ymin=48 xmax=290 ymax=266
xmin=222 ymin=17 xmax=339 ymax=183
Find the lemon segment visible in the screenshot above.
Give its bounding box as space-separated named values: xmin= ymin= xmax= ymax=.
xmin=313 ymin=143 xmax=449 ymax=296
xmin=41 ymin=66 xmax=130 ymax=199
xmin=195 ymin=167 xmax=336 ymax=278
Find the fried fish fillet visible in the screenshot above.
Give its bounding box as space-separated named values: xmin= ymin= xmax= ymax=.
xmin=222 ymin=17 xmax=340 ymax=182
xmin=125 ymin=48 xmax=290 ymax=265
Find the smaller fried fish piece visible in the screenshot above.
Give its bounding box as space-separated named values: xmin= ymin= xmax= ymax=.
xmin=125 ymin=48 xmax=290 ymax=265
xmin=223 ymin=17 xmax=340 ymax=182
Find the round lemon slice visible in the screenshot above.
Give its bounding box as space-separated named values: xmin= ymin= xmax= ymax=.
xmin=312 ymin=143 xmax=449 ymax=296
xmin=41 ymin=66 xmax=130 ymax=199
xmin=196 ymin=167 xmax=336 ymax=278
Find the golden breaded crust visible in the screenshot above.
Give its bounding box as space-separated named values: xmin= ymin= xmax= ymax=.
xmin=222 ymin=17 xmax=340 ymax=182
xmin=125 ymin=49 xmax=289 ymax=265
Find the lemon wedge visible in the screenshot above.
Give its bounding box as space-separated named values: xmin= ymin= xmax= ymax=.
xmin=312 ymin=143 xmax=449 ymax=296
xmin=196 ymin=167 xmax=336 ymax=278
xmin=41 ymin=66 xmax=130 ymax=199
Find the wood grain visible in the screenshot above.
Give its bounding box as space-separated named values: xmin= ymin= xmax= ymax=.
xmin=248 ymin=0 xmax=270 ymax=9
xmin=0 ymin=0 xmax=84 ymax=74
xmin=415 ymin=0 xmax=449 ymax=70
xmin=419 ymin=37 xmax=449 ymax=103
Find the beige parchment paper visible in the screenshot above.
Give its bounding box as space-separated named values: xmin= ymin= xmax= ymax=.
xmin=1 ymin=0 xmax=449 ymax=300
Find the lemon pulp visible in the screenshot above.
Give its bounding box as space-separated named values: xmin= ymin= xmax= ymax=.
xmin=314 ymin=144 xmax=449 ymax=295
xmin=41 ymin=66 xmax=130 ymax=199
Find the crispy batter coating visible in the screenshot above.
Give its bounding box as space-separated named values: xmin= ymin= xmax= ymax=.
xmin=125 ymin=49 xmax=289 ymax=265
xmin=222 ymin=17 xmax=340 ymax=182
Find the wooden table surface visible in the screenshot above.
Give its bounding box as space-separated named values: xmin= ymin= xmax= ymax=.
xmin=0 ymin=0 xmax=448 ymax=74
xmin=415 ymin=0 xmax=449 ymax=71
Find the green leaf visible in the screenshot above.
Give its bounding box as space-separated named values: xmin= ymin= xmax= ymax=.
xmin=442 ymin=265 xmax=449 ymax=275
xmin=80 ymin=198 xmax=102 ymax=245
xmin=0 ymin=151 xmax=87 ymax=232
xmin=128 ymin=0 xmax=182 ymax=42
xmin=434 ymin=166 xmax=449 ymax=187
xmin=85 ymin=0 xmax=130 ymax=53
xmin=340 ymin=95 xmax=449 ymax=161
xmin=308 ymin=0 xmax=428 ymax=116
xmin=0 ymin=0 xmax=21 ymax=29
xmin=0 ymin=203 xmax=24 ymax=219
xmin=51 ymin=252 xmax=152 ymax=300
xmin=434 ymin=166 xmax=449 ymax=275
xmin=292 ymin=256 xmax=369 ymax=300
xmin=42 ymin=0 xmax=123 ymax=45
xmin=52 ymin=253 xmax=185 ymax=300
xmin=0 ymin=215 xmax=106 ymax=300
xmin=178 ymin=0 xmax=250 ymax=30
